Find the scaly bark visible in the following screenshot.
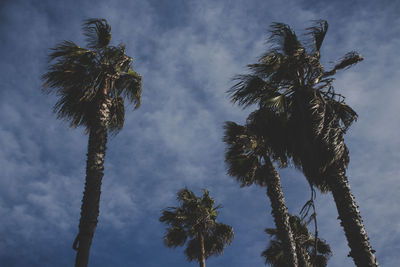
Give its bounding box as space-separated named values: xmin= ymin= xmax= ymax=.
xmin=328 ymin=165 xmax=378 ymax=267
xmin=297 ymin=246 xmax=312 ymax=267
xmin=73 ymin=95 xmax=111 ymax=267
xmin=264 ymin=158 xmax=298 ymax=267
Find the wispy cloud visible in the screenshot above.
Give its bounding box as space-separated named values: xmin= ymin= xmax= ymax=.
xmin=0 ymin=0 xmax=399 ymax=266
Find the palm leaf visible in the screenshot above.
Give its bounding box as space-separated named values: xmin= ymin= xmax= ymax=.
xmin=269 ymin=23 xmax=304 ymax=57
xmin=229 ymin=75 xmax=278 ymax=108
xmin=261 ymin=94 xmax=287 ymax=113
xmin=164 ymin=226 xmax=188 ymax=248
xmin=83 ymin=18 xmax=111 ymax=49
xmin=306 ymin=20 xmax=328 ymax=53
xmin=115 ymin=67 xmax=142 ymax=108
xmin=223 ymin=122 xmax=261 ymax=186
xmin=47 ymin=41 xmax=93 ymax=62
xmin=330 ymin=100 xmax=358 ymax=131
xmin=324 ymin=51 xmax=364 ymax=76
xmin=333 ymin=51 xmax=364 ymax=71
xmin=263 ymin=215 xmax=332 ymax=267
xmin=109 ymin=96 xmax=125 ymax=134
xmin=206 ymin=223 xmax=234 ymax=256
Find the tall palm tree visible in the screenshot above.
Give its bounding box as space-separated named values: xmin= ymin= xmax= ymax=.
xmin=159 ymin=188 xmax=234 ymax=267
xmin=228 ymin=20 xmax=378 ymax=266
xmin=223 ymin=118 xmax=298 ymax=267
xmin=42 ymin=18 xmax=142 ymax=267
xmin=262 ymin=215 xmax=331 ymax=267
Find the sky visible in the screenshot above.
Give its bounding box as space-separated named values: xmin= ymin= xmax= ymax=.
xmin=0 ymin=0 xmax=399 ymax=266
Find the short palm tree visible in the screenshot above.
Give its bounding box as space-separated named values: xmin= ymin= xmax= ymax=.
xmin=228 ymin=20 xmax=378 ymax=266
xmin=223 ymin=117 xmax=298 ymax=267
xmin=42 ymin=19 xmax=141 ymax=267
xmin=159 ymin=188 xmax=234 ymax=267
xmin=262 ymin=215 xmax=331 ymax=267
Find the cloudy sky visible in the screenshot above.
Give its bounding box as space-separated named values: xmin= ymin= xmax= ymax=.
xmin=1 ymin=0 xmax=399 ymax=266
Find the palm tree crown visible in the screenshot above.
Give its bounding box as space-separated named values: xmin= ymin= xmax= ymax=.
xmin=160 ymin=188 xmax=234 ymax=266
xmin=262 ymin=215 xmax=331 ymax=267
xmin=43 ymin=18 xmax=141 ymax=134
xmin=228 ymin=20 xmax=361 ymax=191
xmin=224 ymin=119 xmax=299 ymax=266
xmin=224 ymin=111 xmax=290 ymax=188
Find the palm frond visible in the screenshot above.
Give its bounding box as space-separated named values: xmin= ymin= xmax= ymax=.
xmin=164 ymin=226 xmax=188 ymax=248
xmin=261 ymin=94 xmax=287 ymax=113
xmin=46 ymin=41 xmax=93 ymax=62
xmin=247 ymin=109 xmax=291 ymax=165
xmin=263 ymin=215 xmax=331 ymax=267
xmin=251 ymin=50 xmax=286 ymax=78
xmin=104 ymin=45 xmax=132 ymax=75
xmin=262 ymin=240 xmax=286 ymax=266
xmin=184 ymin=237 xmax=201 ymax=262
xmin=159 ymin=209 xmax=181 ymax=225
xmin=329 ymin=100 xmax=358 ymax=131
xmin=206 ymin=223 xmax=234 ymax=256
xmin=324 ymin=51 xmax=364 ymax=76
xmin=306 ymin=20 xmax=328 ymax=53
xmin=115 ymin=67 xmax=142 ymax=108
xmin=228 ymin=75 xmax=278 ymax=108
xmin=42 ymin=46 xmax=102 ymax=129
xmin=269 ymin=23 xmax=304 ymax=57
xmin=83 ymin=18 xmax=111 ymax=49
xmin=177 ymin=188 xmax=197 ymax=203
xmin=108 ymin=96 xmax=125 ymax=134
xmin=223 ymin=122 xmax=261 ymax=187
xmin=333 ymin=51 xmax=364 ymax=71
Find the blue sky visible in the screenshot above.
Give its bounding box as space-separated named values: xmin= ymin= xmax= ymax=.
xmin=1 ymin=0 xmax=399 ymax=266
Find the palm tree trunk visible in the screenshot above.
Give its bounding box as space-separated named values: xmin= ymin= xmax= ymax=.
xmin=297 ymin=246 xmax=312 ymax=267
xmin=199 ymin=231 xmax=206 ymax=267
xmin=328 ymin=166 xmax=378 ymax=267
xmin=264 ymin=158 xmax=298 ymax=267
xmin=73 ymin=95 xmax=111 ymax=267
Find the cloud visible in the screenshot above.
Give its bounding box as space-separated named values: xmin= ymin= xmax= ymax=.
xmin=1 ymin=0 xmax=399 ymax=266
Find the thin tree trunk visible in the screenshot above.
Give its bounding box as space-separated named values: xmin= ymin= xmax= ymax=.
xmin=199 ymin=231 xmax=206 ymax=267
xmin=328 ymin=166 xmax=378 ymax=267
xmin=264 ymin=158 xmax=298 ymax=267
xmin=73 ymin=95 xmax=111 ymax=267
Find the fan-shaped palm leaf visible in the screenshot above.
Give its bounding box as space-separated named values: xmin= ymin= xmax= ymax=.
xmin=83 ymin=18 xmax=111 ymax=49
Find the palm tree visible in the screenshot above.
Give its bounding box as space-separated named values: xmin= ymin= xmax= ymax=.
xmin=223 ymin=118 xmax=298 ymax=267
xmin=42 ymin=19 xmax=142 ymax=267
xmin=159 ymin=188 xmax=234 ymax=267
xmin=228 ymin=20 xmax=378 ymax=266
xmin=262 ymin=215 xmax=331 ymax=267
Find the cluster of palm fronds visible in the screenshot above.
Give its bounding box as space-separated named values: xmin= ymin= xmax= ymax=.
xmin=160 ymin=188 xmax=234 ymax=265
xmin=224 ymin=20 xmax=377 ymax=267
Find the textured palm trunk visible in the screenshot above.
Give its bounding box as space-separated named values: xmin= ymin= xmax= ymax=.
xmin=199 ymin=231 xmax=206 ymax=267
xmin=297 ymin=246 xmax=311 ymax=267
xmin=264 ymin=158 xmax=298 ymax=267
xmin=328 ymin=166 xmax=378 ymax=267
xmin=73 ymin=95 xmax=111 ymax=267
